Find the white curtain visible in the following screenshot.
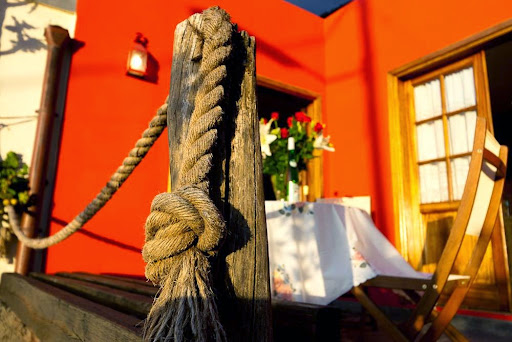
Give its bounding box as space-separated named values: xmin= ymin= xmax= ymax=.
xmin=419 ymin=162 xmax=449 ymax=203
xmin=451 ymin=157 xmax=471 ymax=200
xmin=414 ymin=79 xmax=446 ymax=204
xmin=445 ymin=67 xmax=476 ymax=112
xmin=416 ymin=119 xmax=445 ymax=161
xmin=413 ymin=68 xmax=477 ymax=204
xmin=448 ymin=110 xmax=477 ymax=155
xmin=445 ymin=68 xmax=477 ymax=201
xmin=414 ymin=79 xmax=442 ymax=121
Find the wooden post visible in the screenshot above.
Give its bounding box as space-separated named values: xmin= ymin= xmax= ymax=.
xmin=167 ymin=9 xmax=272 ymax=341
xmin=15 ymin=26 xmax=70 ymax=275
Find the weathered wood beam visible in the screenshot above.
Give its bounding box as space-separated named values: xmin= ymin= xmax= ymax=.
xmin=56 ymin=272 xmax=157 ymax=296
xmin=167 ymin=9 xmax=271 ymax=341
xmin=15 ymin=26 xmax=71 ymax=275
xmin=30 ymin=273 xmax=152 ymax=318
xmin=0 ymin=273 xmax=141 ymax=341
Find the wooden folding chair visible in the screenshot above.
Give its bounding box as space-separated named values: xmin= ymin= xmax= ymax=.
xmin=352 ymin=117 xmax=508 ymax=341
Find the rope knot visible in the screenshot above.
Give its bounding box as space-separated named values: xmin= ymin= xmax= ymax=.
xmin=143 ymin=185 xmax=225 ymax=284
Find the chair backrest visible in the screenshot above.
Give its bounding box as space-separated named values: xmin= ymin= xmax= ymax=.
xmin=407 ymin=117 xmax=507 ymax=337
xmin=410 ymin=117 xmax=507 ymax=311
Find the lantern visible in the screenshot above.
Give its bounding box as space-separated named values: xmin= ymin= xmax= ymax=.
xmin=127 ymin=33 xmax=148 ymax=77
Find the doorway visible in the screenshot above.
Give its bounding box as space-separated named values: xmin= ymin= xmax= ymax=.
xmin=486 ymin=38 xmax=512 ymax=287
xmin=257 ymin=86 xmax=310 ymax=200
xmin=256 ymin=76 xmax=323 ymax=201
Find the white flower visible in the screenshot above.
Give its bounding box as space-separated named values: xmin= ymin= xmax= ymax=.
xmin=260 ymin=119 xmax=277 ymax=158
xmin=314 ymin=133 xmax=335 ymax=152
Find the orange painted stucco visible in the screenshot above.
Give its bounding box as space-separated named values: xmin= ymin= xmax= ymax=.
xmin=46 ymin=0 xmax=325 ymax=274
xmin=46 ymin=0 xmax=512 ymax=274
xmin=323 ymin=0 xmax=512 ymax=243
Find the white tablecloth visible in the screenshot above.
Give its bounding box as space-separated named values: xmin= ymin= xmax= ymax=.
xmin=265 ymin=201 xmax=428 ymax=305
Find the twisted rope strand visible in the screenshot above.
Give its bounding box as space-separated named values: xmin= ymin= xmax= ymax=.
xmin=6 ymin=7 xmax=235 ymax=342
xmin=142 ymin=7 xmax=233 ymax=342
xmin=7 ymin=100 xmax=168 ymax=249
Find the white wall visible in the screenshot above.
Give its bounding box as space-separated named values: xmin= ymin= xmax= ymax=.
xmin=0 ymin=0 xmax=76 ymax=275
xmin=0 ymin=0 xmax=76 ymax=166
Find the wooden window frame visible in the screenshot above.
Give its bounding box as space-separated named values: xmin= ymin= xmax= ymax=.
xmin=257 ymin=75 xmax=323 ymax=201
xmin=388 ymin=19 xmax=512 ymax=310
xmin=408 ymin=54 xmax=490 ymax=207
xmin=388 ymin=18 xmax=512 ymax=258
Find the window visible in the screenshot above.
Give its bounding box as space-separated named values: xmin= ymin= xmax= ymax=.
xmin=389 ymin=47 xmax=510 ymax=311
xmin=411 ymin=59 xmax=484 ymax=207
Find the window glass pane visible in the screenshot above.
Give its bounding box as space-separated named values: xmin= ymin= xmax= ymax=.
xmin=445 ymin=67 xmax=476 ymax=112
xmin=450 ymin=156 xmax=471 ymax=200
xmin=448 ymin=111 xmax=477 ymax=155
xmin=416 ymin=119 xmax=445 ymax=161
xmin=413 ymin=79 xmax=442 ymax=121
xmin=419 ymin=162 xmax=449 ymax=203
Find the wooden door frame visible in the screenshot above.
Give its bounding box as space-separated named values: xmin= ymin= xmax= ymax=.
xmin=388 ymin=19 xmax=512 ymax=311
xmin=257 ymin=75 xmax=324 ymax=201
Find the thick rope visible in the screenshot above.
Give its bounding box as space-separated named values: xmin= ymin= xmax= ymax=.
xmin=7 ymin=100 xmax=168 ymax=249
xmin=6 ymin=6 xmax=233 ymax=341
xmin=142 ymin=7 xmax=232 ymax=342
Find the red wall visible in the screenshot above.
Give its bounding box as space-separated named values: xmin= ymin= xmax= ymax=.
xmin=48 ymin=0 xmax=512 ymax=274
xmin=323 ymin=0 xmax=512 ymax=243
xmin=46 ymin=0 xmax=325 ymax=274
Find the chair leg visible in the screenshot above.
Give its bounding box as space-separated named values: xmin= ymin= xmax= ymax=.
xmin=419 ymin=287 xmax=469 ymax=342
xmin=404 ymin=290 xmax=467 ymax=342
xmin=351 ymin=286 xmax=409 ymax=342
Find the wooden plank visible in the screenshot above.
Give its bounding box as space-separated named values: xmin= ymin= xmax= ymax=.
xmin=56 ymin=272 xmax=157 ymax=297
xmin=364 ymin=275 xmax=432 ymax=291
xmin=167 ymin=10 xmax=271 ymax=341
xmin=257 ymin=75 xmax=319 ymax=100
xmin=0 ymin=273 xmax=141 ymax=341
xmin=30 ymin=273 xmax=152 ymax=318
xmin=92 ymin=273 xmax=156 ymax=288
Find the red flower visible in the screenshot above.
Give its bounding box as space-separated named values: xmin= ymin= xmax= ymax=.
xmin=314 ymin=122 xmax=324 ymax=133
xmin=271 ymin=111 xmax=279 ymax=120
xmin=295 ymin=111 xmax=306 ymax=122
xmin=281 ymin=128 xmax=289 ymax=139
xmin=303 ymin=115 xmax=312 ymax=123
xmin=261 ymin=118 xmax=268 ymax=124
xmin=287 ymin=116 xmax=294 ymax=127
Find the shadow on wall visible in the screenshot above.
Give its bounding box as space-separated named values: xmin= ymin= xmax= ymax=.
xmin=0 ymin=1 xmax=45 ymax=56
xmin=50 ymin=216 xmax=142 ymax=253
xmin=323 ymin=2 xmax=386 ymax=230
xmin=187 ymin=6 xmax=326 ymax=83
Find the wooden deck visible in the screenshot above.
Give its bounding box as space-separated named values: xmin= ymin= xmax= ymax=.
xmin=0 ymin=272 xmax=367 ymax=341
xmin=3 ymin=272 xmax=510 ymax=341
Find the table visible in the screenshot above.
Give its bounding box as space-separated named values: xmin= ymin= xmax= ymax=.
xmin=265 ymin=201 xmax=428 ymax=305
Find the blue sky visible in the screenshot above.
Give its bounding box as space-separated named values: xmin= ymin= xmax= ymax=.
xmin=285 ymin=0 xmax=352 ymax=17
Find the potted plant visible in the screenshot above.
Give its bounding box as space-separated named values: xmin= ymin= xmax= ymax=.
xmin=260 ymin=111 xmax=334 ymax=200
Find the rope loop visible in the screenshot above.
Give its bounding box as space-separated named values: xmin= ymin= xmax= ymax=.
xmin=143 ymin=185 xmax=225 ymax=285
xmin=142 ymin=8 xmax=233 ymax=340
